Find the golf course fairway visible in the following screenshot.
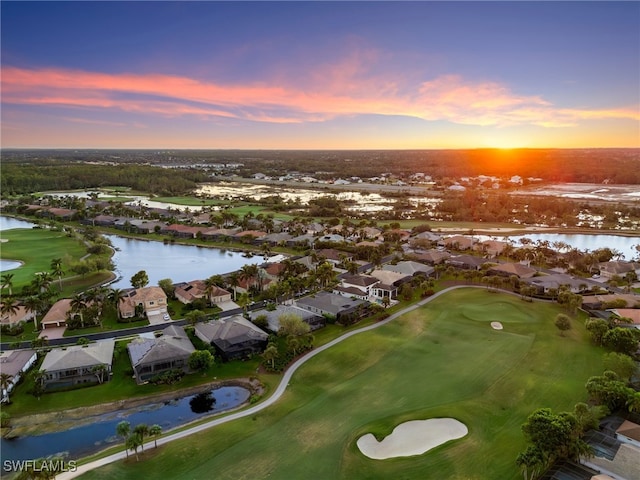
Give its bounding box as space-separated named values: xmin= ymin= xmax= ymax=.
xmin=78 ymin=288 xmax=604 ymax=480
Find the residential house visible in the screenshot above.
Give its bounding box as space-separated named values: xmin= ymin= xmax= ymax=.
xmin=296 ymin=291 xmax=369 ymax=323
xmin=525 ymin=273 xmax=587 ymax=295
xmin=316 ymin=249 xmax=353 ymax=265
xmin=250 ymin=304 xmax=325 ymax=332
xmin=161 ymin=224 xmax=205 ymax=239
xmin=609 ymin=309 xmax=640 ymax=329
xmin=582 ymin=417 xmax=640 ymax=480
xmin=0 ymin=304 xmax=35 ymax=327
xmin=119 ymin=287 xmax=168 ymax=320
xmin=0 ymin=349 xmax=37 ymax=402
xmin=233 ymin=230 xmax=268 ymax=243
xmin=41 ymin=298 xmax=73 ymax=329
xmin=440 ymin=235 xmax=475 ymax=251
xmin=599 ymin=261 xmax=640 ymax=280
xmin=476 ymin=240 xmax=509 ymax=258
xmin=256 ymin=232 xmax=293 ymax=247
xmin=127 ymin=325 xmax=195 ymax=384
xmin=446 ymin=254 xmax=489 ymax=271
xmin=194 ymin=316 xmax=269 ymax=361
xmin=488 ymin=262 xmax=538 ymax=279
xmin=582 ymin=294 xmax=640 ymax=310
xmin=410 ymin=249 xmax=451 ymax=265
xmin=40 ymin=339 xmax=115 ymax=389
xmin=174 ymin=280 xmax=231 ymax=305
xmin=339 ymin=274 xmax=380 ymax=298
xmin=383 ymin=261 xmax=434 ymax=278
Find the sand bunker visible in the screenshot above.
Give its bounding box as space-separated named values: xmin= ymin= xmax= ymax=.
xmin=357 ymin=418 xmax=468 ymax=460
xmin=491 ymin=322 xmax=503 ymax=330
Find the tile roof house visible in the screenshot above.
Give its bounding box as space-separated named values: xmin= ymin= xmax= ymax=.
xmin=195 ymin=316 xmax=269 ymax=361
xmin=488 ymin=262 xmax=538 ymax=279
xmin=40 ymin=339 xmax=115 ymax=389
xmin=525 ymin=273 xmax=587 ymax=294
xmin=610 ymin=309 xmax=640 ymax=328
xmin=410 ymin=249 xmax=451 ymax=265
xmin=127 ymin=325 xmax=196 ymax=384
xmin=0 ymin=349 xmax=37 ymax=402
xmin=582 ymin=294 xmax=640 ymax=310
xmin=440 ymin=235 xmax=475 ymax=250
xmin=446 ymin=254 xmax=489 ymax=270
xmin=119 ymin=287 xmax=168 ymax=319
xmin=174 ymin=280 xmax=232 ymax=305
xmin=41 ymin=298 xmax=73 ymax=329
xmin=0 ymin=304 xmax=35 ymax=327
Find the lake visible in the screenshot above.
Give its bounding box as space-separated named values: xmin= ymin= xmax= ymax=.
xmin=0 ymin=385 xmax=250 ymax=465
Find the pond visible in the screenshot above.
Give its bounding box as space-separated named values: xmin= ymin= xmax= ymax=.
xmin=0 ymin=385 xmax=250 ymax=464
xmin=106 ymin=235 xmax=264 ymax=289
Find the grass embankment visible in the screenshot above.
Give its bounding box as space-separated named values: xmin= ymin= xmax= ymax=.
xmin=5 ymin=341 xmax=272 ymax=418
xmin=79 ymin=288 xmax=604 ymax=480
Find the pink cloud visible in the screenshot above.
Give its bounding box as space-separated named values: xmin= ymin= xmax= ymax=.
xmin=2 ymin=66 xmax=637 ymax=129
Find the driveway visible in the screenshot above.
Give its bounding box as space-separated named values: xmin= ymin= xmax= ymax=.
xmin=147 ymin=312 xmax=170 ymax=325
xmin=217 ymin=300 xmax=240 ymax=311
xmin=39 ymin=327 xmax=66 ymax=340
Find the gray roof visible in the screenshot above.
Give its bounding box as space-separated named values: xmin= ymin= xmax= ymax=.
xmin=383 ymin=261 xmax=434 ymax=276
xmin=127 ymin=325 xmax=194 ymax=368
xmin=0 ymin=350 xmax=37 ymax=377
xmin=195 ymin=316 xmax=268 ymax=345
xmin=296 ymin=291 xmax=367 ymax=315
xmin=251 ymin=305 xmax=324 ymax=332
xmin=41 ymin=340 xmax=115 ymax=372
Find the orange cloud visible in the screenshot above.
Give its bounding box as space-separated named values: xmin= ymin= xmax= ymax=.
xmin=2 ymin=66 xmax=638 ymax=129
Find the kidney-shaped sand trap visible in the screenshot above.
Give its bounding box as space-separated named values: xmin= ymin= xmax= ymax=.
xmin=357 ymin=418 xmax=468 ymax=460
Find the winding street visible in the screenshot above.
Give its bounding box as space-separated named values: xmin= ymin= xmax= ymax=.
xmin=56 ymin=286 xmax=480 ymax=479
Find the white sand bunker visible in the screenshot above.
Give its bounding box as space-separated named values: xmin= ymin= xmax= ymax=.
xmin=357 ymin=418 xmax=468 ymax=460
xmin=491 ymin=322 xmax=503 ymax=330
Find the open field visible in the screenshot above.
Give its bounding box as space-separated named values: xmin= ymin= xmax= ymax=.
xmin=79 ymin=288 xmax=604 ymax=480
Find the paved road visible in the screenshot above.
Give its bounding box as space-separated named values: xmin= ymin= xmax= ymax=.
xmin=56 ymin=286 xmax=463 ymax=479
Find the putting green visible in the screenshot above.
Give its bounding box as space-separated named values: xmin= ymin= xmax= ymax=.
xmin=81 ymin=288 xmax=603 ymax=480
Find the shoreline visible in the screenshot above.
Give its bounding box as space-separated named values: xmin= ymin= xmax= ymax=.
xmin=4 ymin=377 xmax=262 ymax=438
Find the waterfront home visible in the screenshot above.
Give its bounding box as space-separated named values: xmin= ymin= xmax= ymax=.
xmin=194 ymin=316 xmax=269 ymax=361
xmin=439 ymin=235 xmax=475 ymax=251
xmin=127 ymin=325 xmax=195 ymax=384
xmin=0 ymin=349 xmax=37 ymax=402
xmin=40 ymin=339 xmax=115 ymax=389
xmin=174 ymin=280 xmax=232 ymax=305
xmin=119 ymin=287 xmax=168 ymax=320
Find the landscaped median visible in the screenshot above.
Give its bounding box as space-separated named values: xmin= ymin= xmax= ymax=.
xmin=61 ymin=287 xmax=603 ymax=480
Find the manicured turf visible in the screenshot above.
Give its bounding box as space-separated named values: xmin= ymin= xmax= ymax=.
xmin=0 ymin=228 xmax=88 ymax=291
xmin=79 ymin=288 xmax=604 ymax=480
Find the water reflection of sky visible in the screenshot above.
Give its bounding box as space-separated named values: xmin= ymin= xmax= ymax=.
xmin=0 ymin=386 xmax=249 ymax=464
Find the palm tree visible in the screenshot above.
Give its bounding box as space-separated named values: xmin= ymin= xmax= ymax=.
xmin=126 ymin=432 xmax=143 ymax=461
xmin=204 ymin=276 xmax=219 ymax=307
xmin=116 ymin=421 xmax=131 ymax=458
xmin=149 ymin=424 xmax=162 ymax=448
xmin=23 ymin=295 xmax=44 ymax=330
xmin=0 ymin=300 xmax=20 ymax=322
xmin=50 ymin=258 xmax=64 ymax=291
xmin=133 ymin=423 xmax=150 ymax=452
xmin=1 ymin=273 xmax=14 ymax=296
xmin=227 ymin=272 xmax=240 ymax=301
xmin=0 ymin=373 xmax=14 ymax=404
xmin=240 ymin=264 xmax=259 ymax=295
xmin=70 ymin=293 xmax=87 ymax=328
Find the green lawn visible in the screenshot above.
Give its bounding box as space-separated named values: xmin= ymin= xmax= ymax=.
xmin=79 ymin=288 xmax=604 ymax=480
xmin=0 ymin=228 xmax=88 ymax=292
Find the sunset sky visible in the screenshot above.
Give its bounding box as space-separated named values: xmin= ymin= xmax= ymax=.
xmin=2 ymin=1 xmax=639 ymax=150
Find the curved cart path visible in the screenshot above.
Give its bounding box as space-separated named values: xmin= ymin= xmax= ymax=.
xmin=57 ymin=286 xmax=484 ymax=479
